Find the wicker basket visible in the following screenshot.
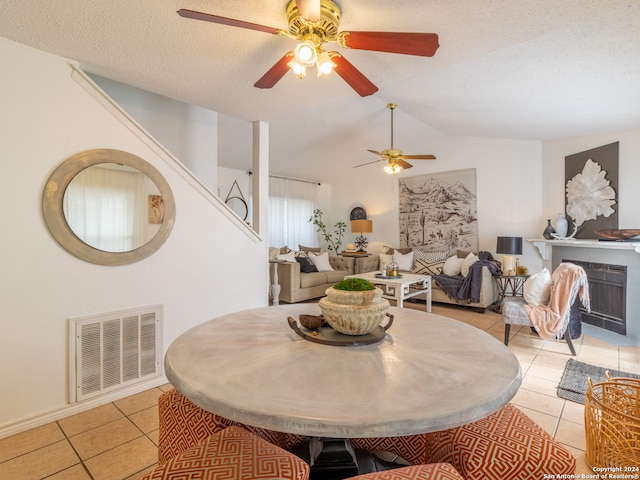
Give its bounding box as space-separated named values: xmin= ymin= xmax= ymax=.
xmin=585 ymin=374 xmax=640 ymax=468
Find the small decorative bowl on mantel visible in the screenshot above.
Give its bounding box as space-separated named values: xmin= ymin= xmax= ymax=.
xmin=318 ymin=279 xmax=390 ymax=335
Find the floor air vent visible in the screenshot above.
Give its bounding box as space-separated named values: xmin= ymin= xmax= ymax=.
xmin=69 ymin=305 xmax=163 ymax=402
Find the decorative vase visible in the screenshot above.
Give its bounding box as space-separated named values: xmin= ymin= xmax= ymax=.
xmin=319 ymin=287 xmax=389 ymax=335
xmin=542 ymin=219 xmax=556 ymax=240
xmin=555 ymin=213 xmax=568 ymax=238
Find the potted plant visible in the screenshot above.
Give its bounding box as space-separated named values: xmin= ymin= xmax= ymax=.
xmin=319 ymin=278 xmax=389 ymax=335
xmin=309 ymin=209 xmax=346 ymax=253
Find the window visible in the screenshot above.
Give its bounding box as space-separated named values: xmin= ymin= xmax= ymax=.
xmin=268 ymin=177 xmax=318 ymax=249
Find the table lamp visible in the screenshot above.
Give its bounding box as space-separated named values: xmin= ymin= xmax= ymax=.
xmin=496 ymin=236 xmax=522 ymax=276
xmin=351 ymin=219 xmax=373 ymax=252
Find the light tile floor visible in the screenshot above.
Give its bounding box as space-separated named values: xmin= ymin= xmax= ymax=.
xmin=1 ymin=303 xmax=637 ymax=479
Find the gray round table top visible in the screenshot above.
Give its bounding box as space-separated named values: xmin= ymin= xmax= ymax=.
xmin=165 ymin=304 xmax=522 ymax=438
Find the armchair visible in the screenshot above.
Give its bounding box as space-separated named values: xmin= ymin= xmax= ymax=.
xmin=502 ymin=262 xmax=590 ymax=356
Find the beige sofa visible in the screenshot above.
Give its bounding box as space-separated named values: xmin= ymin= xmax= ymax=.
xmin=271 ymin=251 xmax=498 ymax=310
xmin=368 ymin=252 xmax=499 ymax=311
xmin=271 ymin=254 xmax=382 ymax=304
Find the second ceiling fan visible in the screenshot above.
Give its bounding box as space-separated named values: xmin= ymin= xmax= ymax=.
xmin=355 ymin=103 xmax=436 ymax=174
xmin=177 ymin=0 xmax=439 ymax=97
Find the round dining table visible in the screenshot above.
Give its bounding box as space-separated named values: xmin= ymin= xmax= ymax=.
xmin=164 ymin=303 xmax=522 ymax=439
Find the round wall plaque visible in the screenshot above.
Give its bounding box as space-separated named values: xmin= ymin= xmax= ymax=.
xmin=350 ymin=207 xmax=367 ymax=220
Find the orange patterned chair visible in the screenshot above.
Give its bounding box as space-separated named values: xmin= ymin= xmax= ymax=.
xmin=158 ymin=388 xmax=428 ymax=466
xmin=157 ymin=387 xmax=302 ymax=464
xmin=141 ymin=426 xmax=309 ymax=480
xmin=346 ymin=463 xmax=465 ymax=479
xmin=424 ymin=404 xmax=576 ymax=480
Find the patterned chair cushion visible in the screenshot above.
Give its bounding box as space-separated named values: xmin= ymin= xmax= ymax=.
xmin=158 ymin=388 xmax=301 ymax=464
xmin=425 ymin=404 xmax=576 ymax=480
xmin=351 ymin=436 xmax=428 ymax=466
xmin=345 ymin=463 xmax=465 ymax=480
xmin=141 ymin=426 xmax=309 ymax=480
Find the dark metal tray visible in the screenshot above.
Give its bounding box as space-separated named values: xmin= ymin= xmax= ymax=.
xmin=287 ymin=313 xmax=393 ymax=347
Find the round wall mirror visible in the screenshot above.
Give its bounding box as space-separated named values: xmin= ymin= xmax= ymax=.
xmin=43 ymin=149 xmax=175 ymax=266
xmin=225 ymin=196 xmax=248 ymax=221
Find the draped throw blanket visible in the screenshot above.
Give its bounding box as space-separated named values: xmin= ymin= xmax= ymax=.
xmin=524 ymin=263 xmax=591 ymax=340
xmin=434 ymin=252 xmax=501 ymax=304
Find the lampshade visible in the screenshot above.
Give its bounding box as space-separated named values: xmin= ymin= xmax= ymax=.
xmin=316 ymin=50 xmax=336 ymax=75
xmin=293 ymin=40 xmax=317 ymax=66
xmin=496 ymin=236 xmax=523 ymax=255
xmin=351 ymin=219 xmax=372 ymax=234
xmin=384 ymin=163 xmax=402 ymax=174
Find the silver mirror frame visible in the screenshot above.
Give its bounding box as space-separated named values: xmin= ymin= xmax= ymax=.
xmin=43 ymin=149 xmax=175 ymax=266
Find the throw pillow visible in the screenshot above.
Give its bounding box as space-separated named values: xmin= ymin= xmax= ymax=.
xmin=413 ymin=250 xmax=450 ymax=263
xmin=442 ymin=255 xmax=464 ymax=276
xmin=280 ymin=246 xmax=292 ymax=254
xmin=385 ymin=247 xmax=412 ymax=255
xmin=308 ymin=251 xmax=334 ymax=272
xmin=296 ymin=256 xmax=318 ymax=273
xmin=394 ymin=249 xmax=414 ymax=271
xmin=298 ymin=245 xmax=322 ymax=254
xmin=277 ymin=251 xmax=296 ymax=262
xmin=413 ymin=258 xmax=445 ymax=276
xmin=523 ymin=268 xmax=552 ymax=306
xmin=460 ymin=252 xmax=478 ymax=277
xmin=457 ymin=249 xmax=479 ymax=258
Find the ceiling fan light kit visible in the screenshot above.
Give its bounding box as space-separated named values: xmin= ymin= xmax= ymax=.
xmin=177 ymin=0 xmax=439 ymax=96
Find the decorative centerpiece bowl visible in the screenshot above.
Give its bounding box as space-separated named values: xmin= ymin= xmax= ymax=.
xmin=319 ymin=278 xmax=389 ymax=335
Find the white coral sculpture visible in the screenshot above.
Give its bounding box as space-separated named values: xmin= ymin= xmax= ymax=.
xmin=566 ymin=158 xmax=616 ymax=227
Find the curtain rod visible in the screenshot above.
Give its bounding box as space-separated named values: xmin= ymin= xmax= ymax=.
xmin=249 ymin=172 xmax=321 ymax=186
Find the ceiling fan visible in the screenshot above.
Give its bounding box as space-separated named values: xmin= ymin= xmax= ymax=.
xmin=177 ymin=0 xmax=439 ymax=97
xmin=355 ymin=103 xmax=436 ymax=174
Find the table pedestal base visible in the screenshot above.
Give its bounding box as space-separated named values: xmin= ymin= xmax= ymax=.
xmin=292 ymin=438 xmax=405 ymax=480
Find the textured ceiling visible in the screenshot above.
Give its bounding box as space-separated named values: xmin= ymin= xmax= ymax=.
xmin=2 ymin=0 xmax=640 ymax=181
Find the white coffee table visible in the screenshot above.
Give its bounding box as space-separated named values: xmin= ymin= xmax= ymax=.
xmin=345 ymin=271 xmax=432 ymax=312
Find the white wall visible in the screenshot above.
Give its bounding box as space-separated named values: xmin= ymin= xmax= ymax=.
xmin=90 ymin=75 xmax=219 ymax=193
xmin=328 ymin=136 xmax=544 ymax=273
xmin=0 ymin=38 xmax=267 ymax=435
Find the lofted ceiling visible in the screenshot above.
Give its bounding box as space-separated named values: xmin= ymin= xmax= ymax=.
xmin=2 ymin=0 xmax=640 ymax=182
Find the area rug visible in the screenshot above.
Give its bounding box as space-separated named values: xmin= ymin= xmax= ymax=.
xmin=557 ymin=358 xmax=640 ymax=404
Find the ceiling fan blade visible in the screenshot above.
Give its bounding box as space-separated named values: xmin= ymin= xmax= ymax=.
xmin=402 ymin=154 xmax=436 ymax=160
xmin=177 ymin=9 xmax=286 ymax=36
xmin=396 ymin=159 xmax=414 ymax=169
xmin=331 ymin=54 xmax=378 ymax=97
xmin=367 ymin=149 xmax=382 ymax=156
xmin=296 ymin=0 xmax=321 ymax=22
xmin=354 ymin=159 xmax=383 ymax=168
xmin=254 ymin=52 xmax=295 ymax=89
xmin=339 ymin=31 xmax=439 ymax=57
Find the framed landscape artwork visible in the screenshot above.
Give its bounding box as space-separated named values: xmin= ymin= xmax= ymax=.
xmin=399 ymin=168 xmax=478 ymax=253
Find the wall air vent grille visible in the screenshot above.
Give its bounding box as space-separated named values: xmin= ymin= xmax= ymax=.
xmin=69 ymin=305 xmax=162 ymax=402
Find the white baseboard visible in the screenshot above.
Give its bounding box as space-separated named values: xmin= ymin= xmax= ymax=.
xmin=0 ymin=376 xmax=168 ymax=440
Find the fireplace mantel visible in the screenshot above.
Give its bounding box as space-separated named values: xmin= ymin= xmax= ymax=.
xmin=529 ymin=238 xmax=640 ymax=261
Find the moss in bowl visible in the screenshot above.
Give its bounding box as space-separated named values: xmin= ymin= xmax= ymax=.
xmin=333 ymin=278 xmax=376 ymax=291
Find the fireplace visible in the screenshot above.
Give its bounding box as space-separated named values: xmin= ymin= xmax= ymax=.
xmin=564 ymin=259 xmax=627 ymax=335
xmin=533 ymin=238 xmax=639 ymax=342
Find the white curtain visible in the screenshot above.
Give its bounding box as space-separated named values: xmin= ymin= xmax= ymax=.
xmin=64 ymin=165 xmax=146 ymax=252
xmin=268 ymin=177 xmax=318 ymax=249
